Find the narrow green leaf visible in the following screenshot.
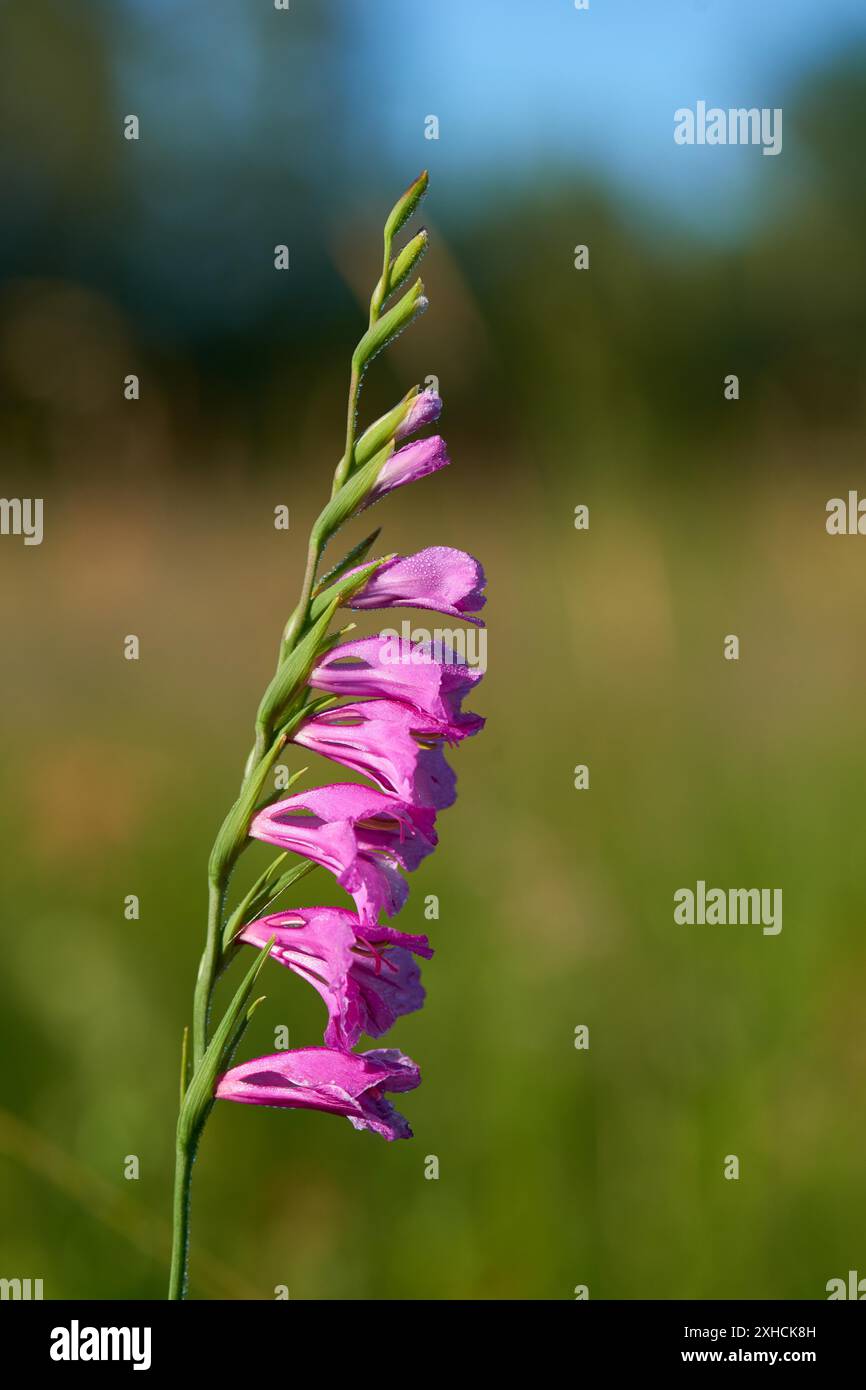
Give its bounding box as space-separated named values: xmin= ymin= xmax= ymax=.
xmin=220 ymin=854 xmax=287 ymax=951
xmin=179 ymin=1026 xmax=190 ymax=1106
xmin=221 ymin=993 xmax=269 ymax=1076
xmin=263 ymin=858 xmax=317 ymax=906
xmin=222 ymin=857 xmax=317 ymax=950
xmin=315 ymin=528 xmax=381 ymax=591
xmin=261 ymin=850 xmax=289 ymax=891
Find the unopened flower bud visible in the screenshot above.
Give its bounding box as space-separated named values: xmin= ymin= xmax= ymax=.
xmin=394 ymin=388 xmax=442 ymax=441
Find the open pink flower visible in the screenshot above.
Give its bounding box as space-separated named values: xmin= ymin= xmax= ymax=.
xmin=215 ymin=1046 xmax=420 ymax=1141
xmin=363 ymin=435 xmax=449 ymax=509
xmin=310 ymin=635 xmax=484 ymax=732
xmin=346 ymin=547 xmax=486 ymax=626
xmin=240 ymin=906 xmax=431 ymax=1049
xmin=249 ymin=782 xmax=437 ymax=922
xmin=294 ymin=699 xmax=469 ymax=809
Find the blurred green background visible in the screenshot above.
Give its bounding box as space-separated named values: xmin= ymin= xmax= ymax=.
xmin=1 ymin=0 xmax=866 ymax=1299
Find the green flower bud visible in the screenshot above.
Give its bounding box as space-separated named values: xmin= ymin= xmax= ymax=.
xmin=352 ymin=278 xmax=427 ymax=376
xmin=386 ymin=229 xmax=428 ymax=298
xmin=353 ymin=390 xmax=419 ymax=469
xmin=314 ymin=442 xmax=394 ymax=540
xmin=384 ymin=169 xmax=428 ymax=240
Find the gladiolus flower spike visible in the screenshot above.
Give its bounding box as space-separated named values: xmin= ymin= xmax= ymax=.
xmin=168 ymin=174 xmax=486 ymax=1300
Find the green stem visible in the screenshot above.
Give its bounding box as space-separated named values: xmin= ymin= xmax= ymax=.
xmin=329 ymin=247 xmax=388 ymax=503
xmin=283 ymin=238 xmax=389 ymax=653
xmin=174 ymin=731 xmax=284 ymax=1296
xmin=192 ymin=877 xmax=225 ymax=1068
xmin=168 ymin=1136 xmax=196 ymax=1300
xmin=280 ymin=355 xmax=365 ymax=654
xmin=330 ymin=364 xmax=362 ymax=499
xmin=368 ymin=223 xmax=394 ymax=328
xmin=280 ymin=526 xmax=325 ymax=657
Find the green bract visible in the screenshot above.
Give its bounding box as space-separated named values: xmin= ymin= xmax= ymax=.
xmin=384 ymin=169 xmax=428 ymax=240
xmin=208 ymin=735 xmax=288 ymax=882
xmin=177 ymin=937 xmax=274 ymax=1149
xmin=314 ymin=442 xmax=394 ymax=539
xmin=386 ymin=229 xmax=428 ymax=298
xmin=315 ymin=527 xmax=382 ymax=589
xmin=307 ymin=556 xmax=391 ymax=626
xmin=255 ymin=602 xmax=339 ymax=738
xmin=352 ymin=278 xmax=427 ymax=377
xmin=353 ymin=393 xmax=418 ymax=469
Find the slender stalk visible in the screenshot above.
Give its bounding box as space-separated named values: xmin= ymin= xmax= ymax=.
xmin=281 ymin=527 xmax=326 ymax=656
xmin=192 ymin=876 xmax=225 ymax=1068
xmin=179 ymin=1026 xmax=190 ymax=1105
xmin=171 ymin=684 xmax=297 ymax=1297
xmin=168 ymin=1137 xmax=196 ymax=1301
xmin=331 ymin=364 xmax=363 ymax=499
xmin=281 ymin=228 xmax=390 ymax=649
xmin=368 ymin=228 xmax=393 ymax=326
xmin=329 ymin=248 xmax=387 ymax=502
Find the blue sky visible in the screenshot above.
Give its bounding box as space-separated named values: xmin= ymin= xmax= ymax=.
xmin=115 ymin=0 xmax=866 ymax=242
xmin=342 ymin=0 xmax=866 ymax=233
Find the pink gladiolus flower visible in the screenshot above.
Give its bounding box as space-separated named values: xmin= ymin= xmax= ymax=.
xmin=239 ymin=906 xmax=431 ymax=1049
xmin=215 ymin=1046 xmax=420 ymax=1141
xmin=310 ymin=635 xmax=484 ymax=732
xmin=167 ymin=182 xmax=491 ymax=1305
xmin=363 ymin=435 xmax=449 ymax=508
xmin=345 ymin=546 xmax=486 ymax=626
xmin=294 ymin=698 xmax=472 ymax=809
xmin=394 ymin=388 xmax=442 ymax=440
xmin=249 ymin=782 xmax=437 ymax=922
